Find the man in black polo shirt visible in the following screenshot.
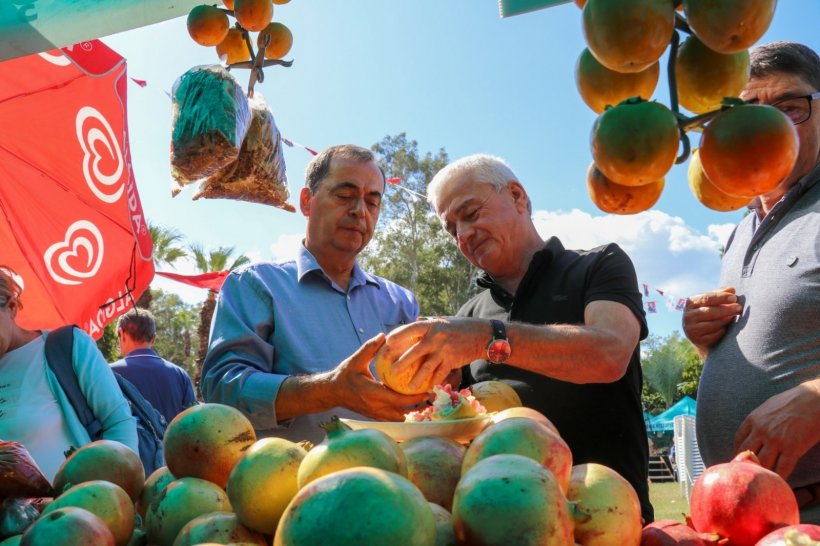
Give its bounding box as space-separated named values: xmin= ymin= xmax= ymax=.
xmin=382 ymin=153 xmax=653 ymax=522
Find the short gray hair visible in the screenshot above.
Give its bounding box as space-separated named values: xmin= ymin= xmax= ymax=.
xmin=750 ymin=41 xmax=820 ymax=91
xmin=427 ymin=154 xmax=530 ymax=213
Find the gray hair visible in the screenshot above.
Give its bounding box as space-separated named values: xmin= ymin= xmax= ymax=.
xmin=750 ymin=41 xmax=820 ymax=91
xmin=427 ymin=154 xmax=531 ymax=213
xmin=0 ymin=266 xmax=23 ymax=309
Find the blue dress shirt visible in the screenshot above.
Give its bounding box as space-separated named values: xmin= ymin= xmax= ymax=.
xmin=201 ymin=244 xmax=419 ymax=443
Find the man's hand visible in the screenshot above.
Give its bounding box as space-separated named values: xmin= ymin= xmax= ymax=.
xmin=327 ymin=333 xmax=429 ymax=422
xmin=383 ymin=319 xmax=485 ymax=393
xmin=734 ymin=379 xmax=820 ymax=481
xmin=682 ymin=287 xmax=742 ymax=356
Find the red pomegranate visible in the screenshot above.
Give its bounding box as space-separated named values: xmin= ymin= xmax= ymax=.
xmin=755 ymin=524 xmax=820 ymax=545
xmin=690 ymin=451 xmax=799 ymax=546
xmin=641 ymin=519 xmax=720 ymax=545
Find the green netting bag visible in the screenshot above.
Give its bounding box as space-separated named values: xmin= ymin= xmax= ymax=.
xmin=194 ymin=93 xmax=295 ymax=212
xmin=170 ymin=65 xmax=252 ymax=195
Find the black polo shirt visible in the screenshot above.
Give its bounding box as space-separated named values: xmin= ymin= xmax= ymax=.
xmin=459 ymin=236 xmax=653 ymax=522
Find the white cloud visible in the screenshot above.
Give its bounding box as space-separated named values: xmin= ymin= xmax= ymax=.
xmin=532 ymin=208 xmax=733 ymax=302
xmin=269 ymin=233 xmax=304 ymax=262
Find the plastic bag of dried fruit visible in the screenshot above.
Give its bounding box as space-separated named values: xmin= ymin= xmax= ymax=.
xmin=170 ymin=65 xmax=252 ymax=195
xmin=0 ymin=442 xmax=53 ymax=499
xmin=194 ymin=93 xmax=295 ymax=212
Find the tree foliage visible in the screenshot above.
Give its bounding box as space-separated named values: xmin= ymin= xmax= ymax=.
xmin=641 ymin=331 xmax=703 ymax=413
xmin=360 ymin=133 xmax=478 ymax=315
xmin=151 ymin=288 xmax=199 ymax=380
xmin=189 ymin=243 xmax=251 ymax=389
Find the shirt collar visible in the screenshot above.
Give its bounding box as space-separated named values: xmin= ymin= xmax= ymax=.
xmin=296 ymin=243 xmax=379 ymax=288
xmin=475 ymin=237 xmax=564 ymax=291
xmin=748 ymin=162 xmax=820 ymax=222
xmin=125 ymin=348 xmax=158 ymax=358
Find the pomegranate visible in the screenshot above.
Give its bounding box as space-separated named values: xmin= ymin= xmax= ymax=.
xmin=452 ymin=453 xmax=574 ymax=545
xmin=163 ymin=403 xmax=256 ymax=489
xmin=568 ymin=463 xmax=643 ymax=546
xmin=41 ymin=480 xmax=134 ymax=546
xmin=490 ymin=406 xmax=560 ymax=434
xmin=274 ymin=467 xmax=436 ymax=545
xmin=641 ymin=519 xmax=721 ymax=545
xmin=226 ymin=437 xmax=307 ymax=534
xmin=173 ymin=511 xmax=267 ymax=546
xmin=296 ymin=416 xmax=406 ymax=488
xmin=469 ymin=381 xmax=522 ymax=412
xmin=136 ymin=466 xmax=175 ymax=520
xmin=401 ymin=436 xmax=466 ymax=510
xmin=755 ymin=524 xmax=820 ymax=545
xmin=690 ymin=451 xmax=799 ymax=546
xmin=52 ymin=440 xmax=145 ymax=502
xmin=144 ymin=477 xmax=232 ymax=546
xmin=428 ymin=503 xmax=457 ymax=546
xmin=462 ymin=417 xmax=572 ymax=493
xmin=20 ymin=507 xmax=115 ymax=546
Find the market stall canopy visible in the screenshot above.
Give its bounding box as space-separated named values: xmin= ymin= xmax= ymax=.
xmin=650 ymin=396 xmax=697 ymax=432
xmin=0 ymin=39 xmax=154 ymax=338
xmin=0 ymin=0 xmax=201 ymax=62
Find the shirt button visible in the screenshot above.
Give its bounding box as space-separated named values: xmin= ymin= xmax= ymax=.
xmin=358 ymin=327 xmax=364 ymax=333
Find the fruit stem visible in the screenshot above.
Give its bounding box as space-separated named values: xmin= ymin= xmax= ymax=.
xmin=668 ymin=30 xmax=681 ymax=116
xmin=674 ymin=12 xmax=692 ymax=35
xmin=667 ymin=30 xmax=692 ymax=164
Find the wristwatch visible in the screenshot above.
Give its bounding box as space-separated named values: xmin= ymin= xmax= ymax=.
xmin=486 ymin=319 xmax=511 ymax=364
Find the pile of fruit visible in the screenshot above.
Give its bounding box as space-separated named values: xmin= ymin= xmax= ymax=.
xmin=3 ymin=398 xmax=817 ymax=545
xmin=574 ymin=0 xmax=798 ymax=215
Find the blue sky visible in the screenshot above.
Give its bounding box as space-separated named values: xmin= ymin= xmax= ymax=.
xmin=102 ymin=0 xmax=820 ymax=339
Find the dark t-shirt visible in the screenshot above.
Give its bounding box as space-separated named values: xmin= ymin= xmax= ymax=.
xmin=459 ymin=237 xmax=653 ymax=522
xmin=111 ymin=348 xmax=197 ymax=424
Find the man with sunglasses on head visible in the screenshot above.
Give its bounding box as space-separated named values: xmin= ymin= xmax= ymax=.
xmin=683 ymin=42 xmax=820 ymax=523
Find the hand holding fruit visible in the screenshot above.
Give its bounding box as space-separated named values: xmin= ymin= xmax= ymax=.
xmin=681 ymin=287 xmax=742 ymax=355
xmin=325 ymin=333 xmax=428 ymax=422
xmin=376 ymin=318 xmax=487 ymax=395
xmin=733 ymin=378 xmax=820 ymax=482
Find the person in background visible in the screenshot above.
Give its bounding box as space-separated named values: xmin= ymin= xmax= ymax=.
xmin=0 ymin=266 xmax=137 ymax=481
xmin=683 ymin=41 xmax=820 ymax=522
xmin=379 ymin=154 xmax=654 ymax=522
xmin=111 ymin=308 xmax=197 ymax=424
xmin=201 ymin=144 xmax=427 ymax=444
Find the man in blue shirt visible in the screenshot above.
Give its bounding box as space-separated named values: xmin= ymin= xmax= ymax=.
xmin=111 ymin=308 xmax=197 ymax=424
xmin=201 ymin=144 xmax=427 ymax=443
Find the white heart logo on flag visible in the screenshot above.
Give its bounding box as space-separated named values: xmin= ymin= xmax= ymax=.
xmin=44 ymin=220 xmax=105 ymax=286
xmin=76 ymin=106 xmax=124 ymax=204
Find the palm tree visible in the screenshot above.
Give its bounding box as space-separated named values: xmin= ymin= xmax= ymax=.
xmin=189 ymin=243 xmax=251 ymax=388
xmin=136 ymin=223 xmax=189 ymax=308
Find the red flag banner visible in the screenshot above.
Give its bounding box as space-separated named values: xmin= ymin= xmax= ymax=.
xmin=0 ymin=40 xmax=154 ymax=339
xmin=156 ymin=270 xmax=230 ymax=292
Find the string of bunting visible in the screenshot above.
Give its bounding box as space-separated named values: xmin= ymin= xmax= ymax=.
xmin=641 ymin=283 xmax=688 ymax=314
xmin=132 ymin=77 xmax=690 ymax=310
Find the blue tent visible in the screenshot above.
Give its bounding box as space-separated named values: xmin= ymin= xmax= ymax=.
xmin=649 ymin=396 xmax=697 ymax=432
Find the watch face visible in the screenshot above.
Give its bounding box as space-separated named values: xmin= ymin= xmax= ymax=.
xmin=487 ymin=339 xmax=511 ymax=364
